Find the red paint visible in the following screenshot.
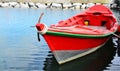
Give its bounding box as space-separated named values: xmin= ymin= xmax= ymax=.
xmin=49 ymin=25 xmax=112 ymax=35
xmin=36 ymin=23 xmax=45 ymax=31
xmin=43 ymin=34 xmax=109 ymax=51
xmin=36 ymin=5 xmax=118 ymax=53
xmin=117 ymin=25 xmax=120 ymax=32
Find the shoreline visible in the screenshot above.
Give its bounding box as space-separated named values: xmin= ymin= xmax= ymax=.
xmin=0 ymin=2 xmax=114 ymax=9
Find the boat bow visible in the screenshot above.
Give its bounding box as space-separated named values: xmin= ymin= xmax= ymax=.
xmin=36 ymin=23 xmax=48 ymax=34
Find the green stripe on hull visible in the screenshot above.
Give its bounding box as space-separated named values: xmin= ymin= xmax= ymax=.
xmin=46 ymin=31 xmax=113 ymax=38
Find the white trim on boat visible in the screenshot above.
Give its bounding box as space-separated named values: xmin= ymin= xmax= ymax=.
xmin=53 ymin=41 xmax=107 ymax=64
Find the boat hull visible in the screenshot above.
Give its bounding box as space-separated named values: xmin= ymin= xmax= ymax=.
xmin=43 ymin=33 xmax=110 ymax=64
xmin=43 ymin=34 xmax=109 ymax=51
xmin=35 ymin=5 xmax=118 ymax=64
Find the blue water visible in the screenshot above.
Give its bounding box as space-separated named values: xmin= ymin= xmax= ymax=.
xmin=0 ymin=8 xmax=120 ymax=71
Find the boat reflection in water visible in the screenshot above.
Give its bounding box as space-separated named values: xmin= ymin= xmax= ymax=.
xmin=117 ymin=36 xmax=120 ymax=56
xmin=43 ymin=38 xmax=116 ymax=71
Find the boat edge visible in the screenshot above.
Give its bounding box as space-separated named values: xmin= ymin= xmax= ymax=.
xmin=46 ymin=30 xmax=112 ymax=38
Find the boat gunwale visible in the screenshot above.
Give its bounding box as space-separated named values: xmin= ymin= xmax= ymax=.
xmin=45 ymin=30 xmax=114 ymax=38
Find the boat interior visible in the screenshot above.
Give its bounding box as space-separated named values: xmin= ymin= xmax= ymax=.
xmin=49 ymin=5 xmax=119 ymax=35
xmin=54 ymin=12 xmax=116 ymax=30
xmin=49 ymin=12 xmax=117 ymax=35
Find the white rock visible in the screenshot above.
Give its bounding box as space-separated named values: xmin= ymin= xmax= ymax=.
xmin=110 ymin=3 xmax=117 ymax=8
xmin=0 ymin=2 xmax=3 ymax=7
xmin=103 ymin=3 xmax=110 ymax=8
xmin=0 ymin=2 xmax=3 ymax=5
xmin=74 ymin=5 xmax=81 ymax=9
xmin=45 ymin=3 xmax=52 ymax=6
xmin=110 ymin=0 xmax=114 ymax=4
xmin=9 ymin=2 xmax=18 ymax=7
xmin=73 ymin=3 xmax=82 ymax=6
xmin=63 ymin=3 xmax=73 ymax=9
xmin=35 ymin=3 xmax=47 ymax=8
xmin=1 ymin=2 xmax=10 ymax=7
xmin=28 ymin=2 xmax=36 ymax=8
xmin=96 ymin=3 xmax=101 ymax=5
xmin=87 ymin=3 xmax=95 ymax=8
xmin=81 ymin=3 xmax=87 ymax=9
xmin=73 ymin=3 xmax=82 ymax=9
xmin=29 ymin=2 xmax=35 ymax=6
xmin=20 ymin=2 xmax=29 ymax=8
xmin=51 ymin=3 xmax=62 ymax=8
xmin=14 ymin=2 xmax=20 ymax=8
xmin=9 ymin=2 xmax=17 ymax=6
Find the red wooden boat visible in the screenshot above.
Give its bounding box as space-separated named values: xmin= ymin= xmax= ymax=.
xmin=36 ymin=5 xmax=118 ymax=64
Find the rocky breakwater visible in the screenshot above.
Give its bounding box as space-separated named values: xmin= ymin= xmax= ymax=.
xmin=0 ymin=2 xmax=112 ymax=9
